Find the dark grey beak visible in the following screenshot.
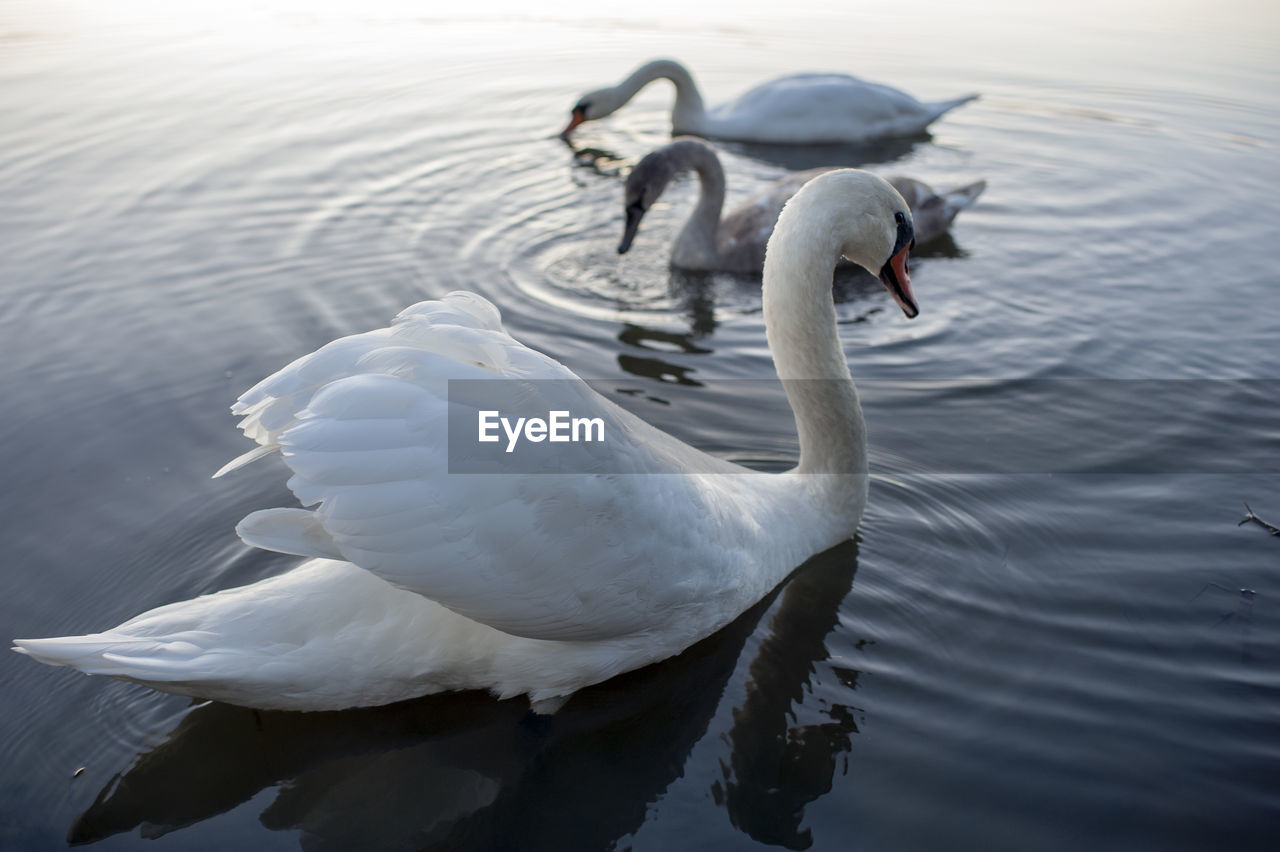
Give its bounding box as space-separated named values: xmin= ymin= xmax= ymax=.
xmin=618 ymin=203 xmax=646 ymax=254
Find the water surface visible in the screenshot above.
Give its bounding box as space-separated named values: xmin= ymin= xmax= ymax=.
xmin=2 ymin=2 xmax=1278 ymax=849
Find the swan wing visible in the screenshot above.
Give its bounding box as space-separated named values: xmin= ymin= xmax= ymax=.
xmin=222 ymin=292 xmax=753 ymax=643
xmin=718 ymin=168 xmax=831 ymax=271
xmin=706 ymin=74 xmax=975 ymax=143
xmin=716 ymin=74 xmax=921 ymax=120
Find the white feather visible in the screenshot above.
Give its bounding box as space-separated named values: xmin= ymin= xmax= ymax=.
xmin=14 ymin=173 xmax=914 ymax=711
xmin=565 ymin=59 xmax=976 ymax=145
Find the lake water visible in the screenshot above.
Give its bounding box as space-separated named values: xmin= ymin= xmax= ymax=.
xmin=2 ymin=1 xmax=1278 ymax=849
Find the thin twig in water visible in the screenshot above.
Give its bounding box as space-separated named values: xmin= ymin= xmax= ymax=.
xmin=1238 ymin=502 xmax=1280 ymax=536
xmin=1190 ymin=582 xmax=1253 ymax=602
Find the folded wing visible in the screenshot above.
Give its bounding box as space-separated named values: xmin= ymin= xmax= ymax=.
xmin=219 ymin=292 xmax=751 ymax=643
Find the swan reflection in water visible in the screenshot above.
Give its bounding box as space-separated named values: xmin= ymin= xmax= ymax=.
xmin=70 ymin=540 xmax=864 ymax=850
xmin=563 ymin=129 xmax=929 ymax=176
xmin=721 ymin=134 xmax=929 ymax=171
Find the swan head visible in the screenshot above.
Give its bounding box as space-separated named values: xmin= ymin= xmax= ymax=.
xmin=616 ymin=145 xmax=683 ymax=253
xmin=768 ymin=171 xmax=921 ymax=317
xmin=559 ymin=88 xmax=624 ymax=140
xmin=774 ymin=169 xmax=919 ymax=318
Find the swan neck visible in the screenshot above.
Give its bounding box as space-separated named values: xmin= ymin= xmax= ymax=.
xmin=622 ymin=60 xmax=706 ymax=131
xmin=672 ymin=145 xmax=726 ymax=268
xmin=762 ymin=222 xmax=867 ymax=476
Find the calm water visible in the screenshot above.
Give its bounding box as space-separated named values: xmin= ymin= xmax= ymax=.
xmin=2 ymin=2 xmax=1279 ymax=849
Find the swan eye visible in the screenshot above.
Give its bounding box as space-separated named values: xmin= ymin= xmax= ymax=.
xmin=889 ymin=212 xmax=914 ymax=261
xmin=575 ymin=100 xmax=592 ymax=117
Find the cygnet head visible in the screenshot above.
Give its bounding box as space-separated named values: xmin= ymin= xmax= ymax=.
xmin=774 ymin=169 xmax=918 ymax=318
xmin=616 ymin=145 xmax=684 ymax=254
xmin=559 ymin=87 xmax=626 ymax=139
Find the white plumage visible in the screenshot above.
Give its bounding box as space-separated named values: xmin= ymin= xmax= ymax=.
xmin=561 ymin=59 xmax=977 ymax=145
xmin=14 ymin=170 xmax=918 ymax=711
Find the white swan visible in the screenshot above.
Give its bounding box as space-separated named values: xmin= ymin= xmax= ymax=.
xmin=561 ymin=58 xmax=977 ymax=145
xmin=619 ymin=138 xmax=984 ymax=272
xmin=13 ymin=170 xmax=919 ymax=712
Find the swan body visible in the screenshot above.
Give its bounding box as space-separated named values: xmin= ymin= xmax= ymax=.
xmin=562 ymin=59 xmax=977 ymax=145
xmin=886 ymin=176 xmax=987 ymax=247
xmin=14 ymin=170 xmax=919 ymax=712
xmin=620 ymin=138 xmax=984 ymax=272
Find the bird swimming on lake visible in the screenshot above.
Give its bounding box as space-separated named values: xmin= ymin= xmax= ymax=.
xmin=561 ymin=58 xmax=977 ymax=145
xmin=14 ymin=169 xmax=920 ymax=713
xmin=619 ymin=138 xmax=984 ymax=273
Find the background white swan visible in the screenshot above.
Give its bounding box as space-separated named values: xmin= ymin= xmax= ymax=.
xmin=561 ymin=58 xmax=977 ymax=145
xmin=13 ymin=170 xmax=919 ymax=712
xmin=619 ymin=138 xmax=985 ymax=272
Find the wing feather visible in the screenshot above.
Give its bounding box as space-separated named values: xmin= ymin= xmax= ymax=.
xmin=235 ymin=508 xmax=345 ymax=560
xmin=218 ymin=292 xmax=762 ymax=642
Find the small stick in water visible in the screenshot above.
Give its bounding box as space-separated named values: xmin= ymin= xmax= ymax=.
xmin=1238 ymin=502 xmax=1280 ymax=536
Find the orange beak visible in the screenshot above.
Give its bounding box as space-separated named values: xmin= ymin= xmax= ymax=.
xmin=878 ymin=243 xmax=918 ymax=318
xmin=559 ymin=107 xmax=586 ymax=140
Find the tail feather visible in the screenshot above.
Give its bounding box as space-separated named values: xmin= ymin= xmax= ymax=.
xmin=924 ymin=93 xmax=979 ymax=124
xmin=940 ymin=179 xmax=987 ymax=218
xmin=11 ymin=559 xmax=473 ymax=710
xmin=13 ymin=634 xmax=208 ymax=682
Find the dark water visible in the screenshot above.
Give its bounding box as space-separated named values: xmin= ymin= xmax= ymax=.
xmin=2 ymin=2 xmax=1278 ymax=849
